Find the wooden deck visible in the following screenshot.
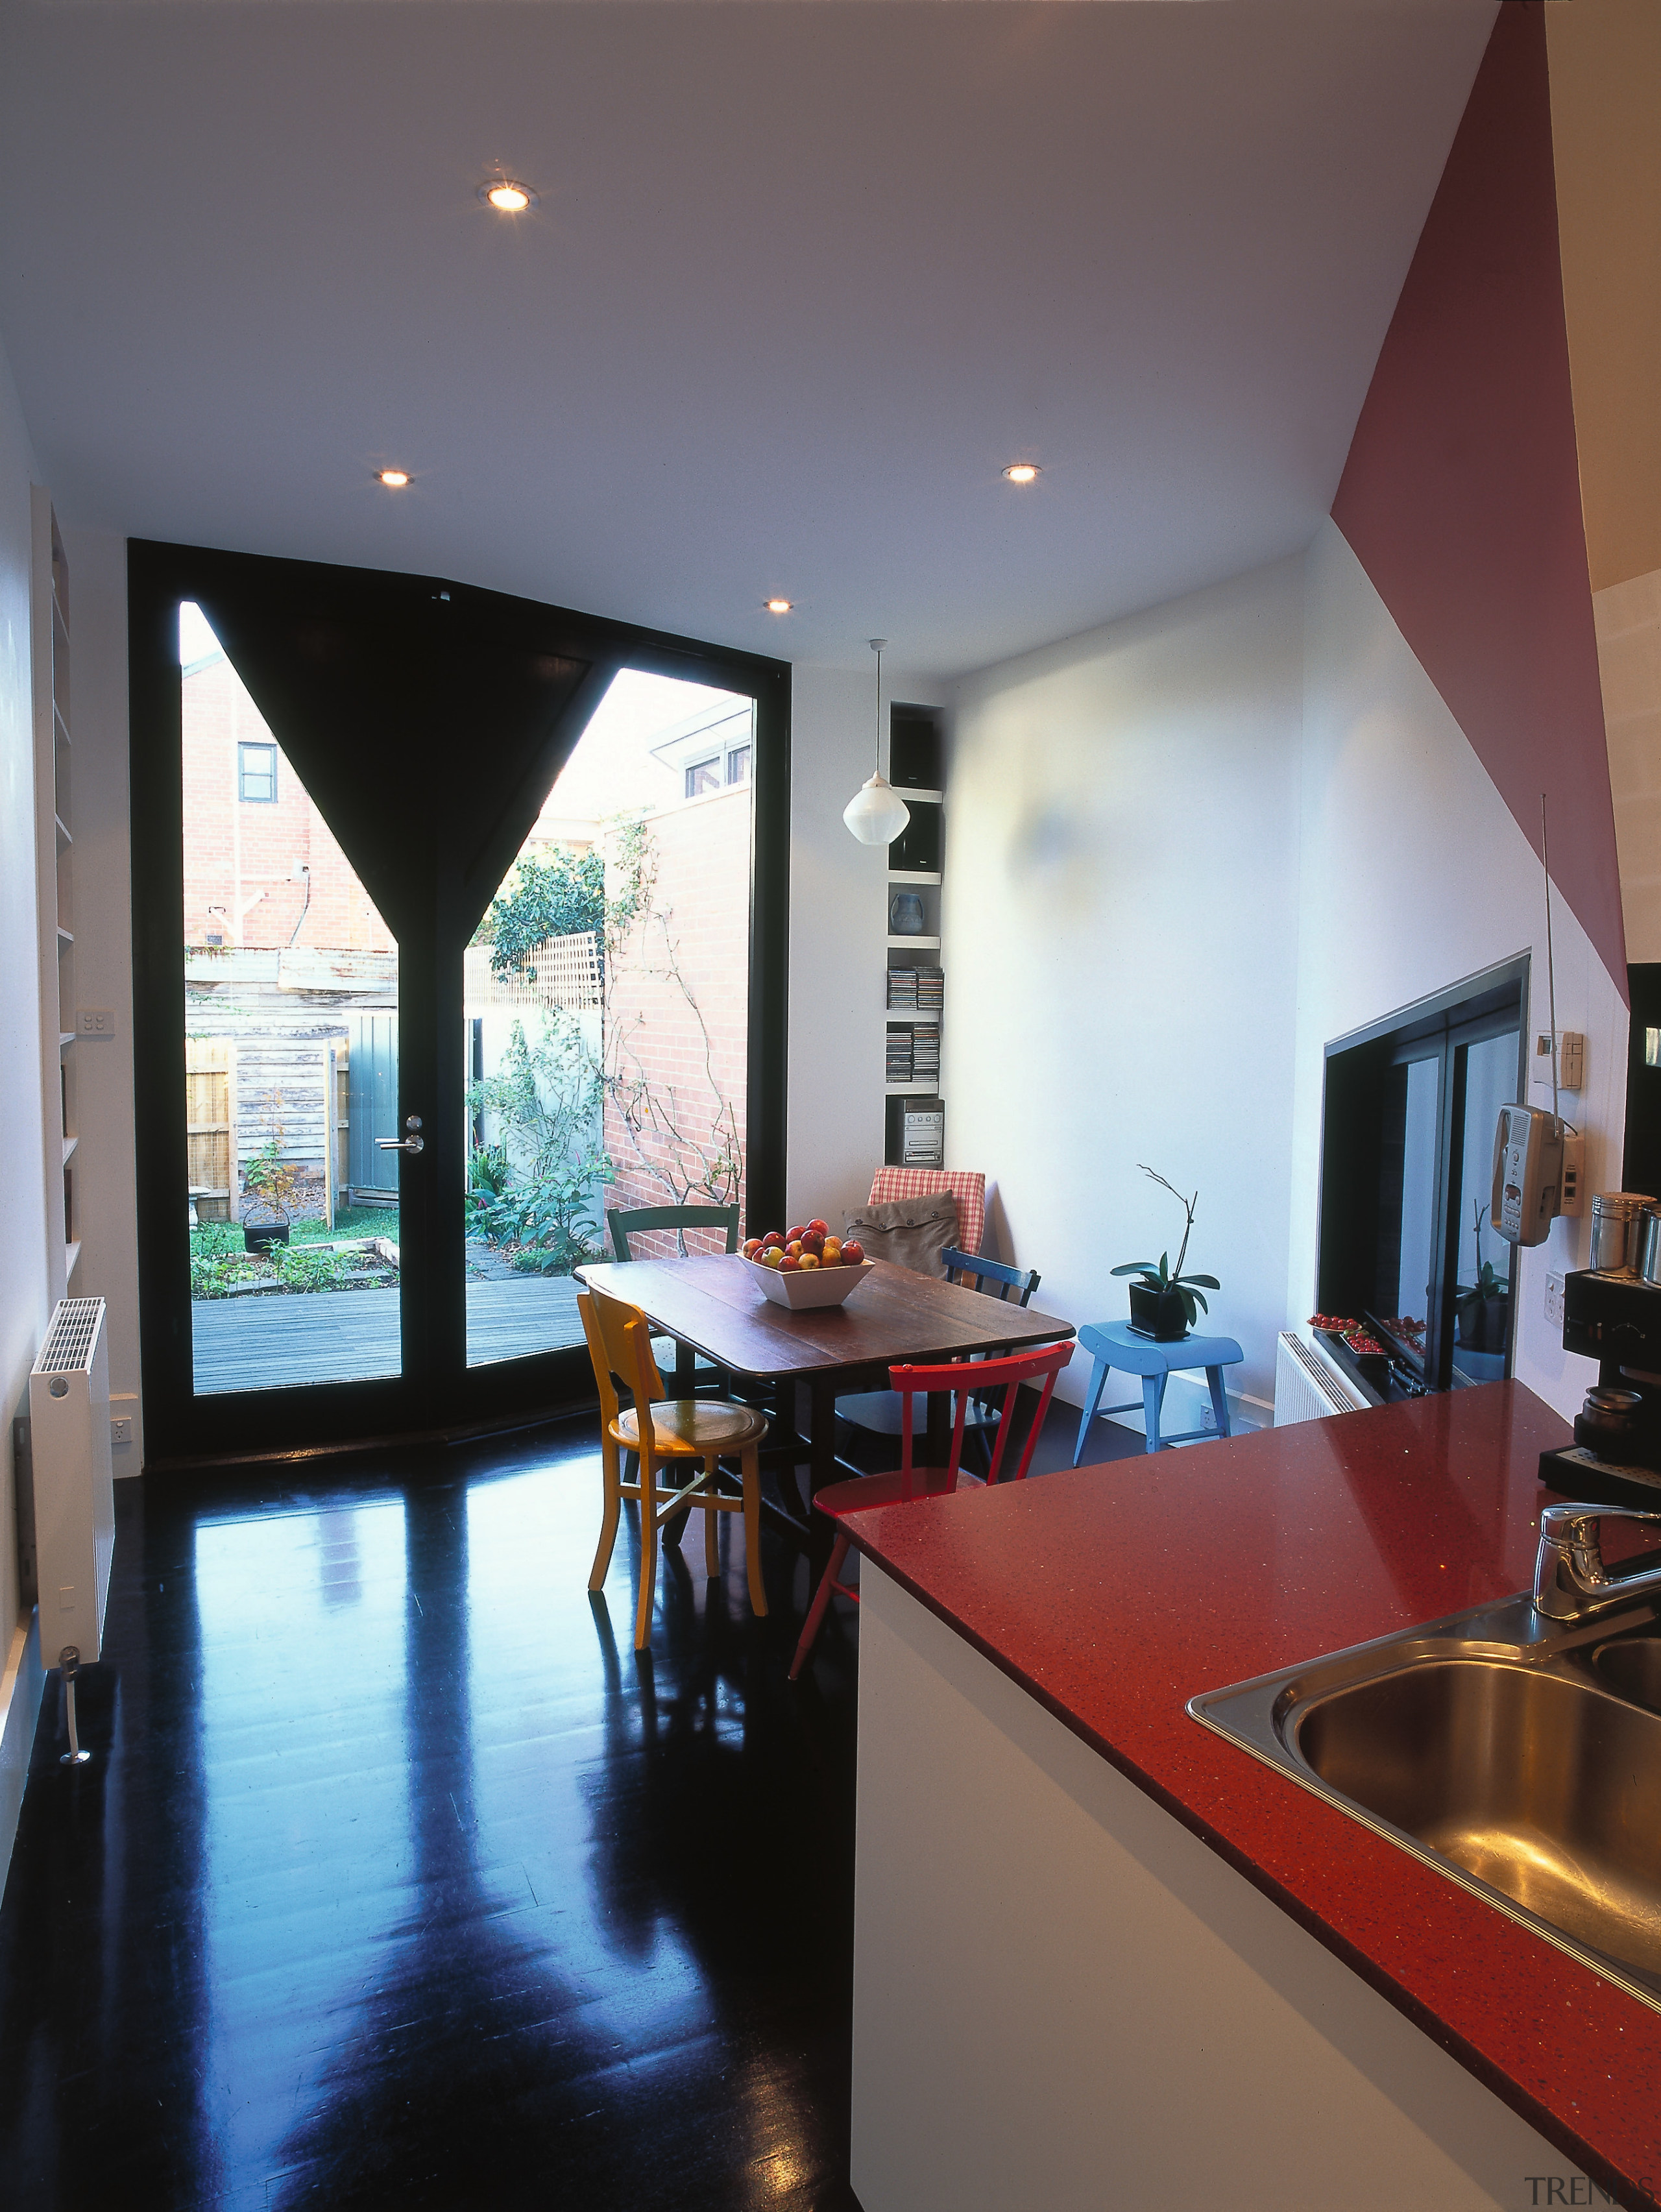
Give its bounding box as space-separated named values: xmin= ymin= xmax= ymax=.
xmin=191 ymin=1277 xmax=586 ymax=1394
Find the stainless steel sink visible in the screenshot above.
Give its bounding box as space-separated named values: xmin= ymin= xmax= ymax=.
xmin=1592 ymin=1633 xmax=1661 ymax=1714
xmin=1190 ymin=1592 xmax=1661 ymax=2010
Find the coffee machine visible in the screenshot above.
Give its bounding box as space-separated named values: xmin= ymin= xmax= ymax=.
xmin=1540 ymin=1265 xmax=1661 ymax=1507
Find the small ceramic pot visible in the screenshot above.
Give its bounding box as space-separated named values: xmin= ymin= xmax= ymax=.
xmin=1127 ymin=1283 xmax=1189 ymax=1342
xmin=888 ymin=892 xmax=925 ymax=935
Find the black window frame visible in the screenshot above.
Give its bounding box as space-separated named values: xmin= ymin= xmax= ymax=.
xmin=1317 ymin=958 xmax=1529 ymax=1394
xmin=237 ymin=739 xmax=278 ymax=803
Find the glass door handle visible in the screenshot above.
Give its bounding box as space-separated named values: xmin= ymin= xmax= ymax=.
xmin=377 ymin=1113 xmax=424 ymax=1155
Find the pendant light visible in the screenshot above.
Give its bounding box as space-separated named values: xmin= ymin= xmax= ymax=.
xmin=843 ymin=638 xmax=912 ymax=847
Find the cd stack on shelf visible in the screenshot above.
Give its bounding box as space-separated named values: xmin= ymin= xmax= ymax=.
xmin=912 ymin=1022 xmax=940 ymax=1085
xmin=886 ymin=967 xmax=919 ymax=1012
xmin=916 ymin=965 xmax=943 ymax=1015
xmin=886 ymin=1029 xmax=914 ymax=1084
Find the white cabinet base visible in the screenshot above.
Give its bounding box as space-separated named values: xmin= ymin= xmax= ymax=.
xmin=853 ymin=1568 xmax=1568 ymax=2212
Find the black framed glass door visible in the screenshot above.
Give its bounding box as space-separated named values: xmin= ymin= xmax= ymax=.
xmin=130 ymin=542 xmax=789 ymax=1466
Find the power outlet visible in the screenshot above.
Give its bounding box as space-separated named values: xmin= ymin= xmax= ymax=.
xmin=1545 ymin=1271 xmax=1566 ymax=1332
xmin=110 ymin=1415 xmax=133 ymax=1448
xmin=77 ymin=1008 xmax=115 ymax=1038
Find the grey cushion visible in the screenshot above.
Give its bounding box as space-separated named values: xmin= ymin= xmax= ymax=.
xmin=843 ymin=1193 xmax=959 ymax=1275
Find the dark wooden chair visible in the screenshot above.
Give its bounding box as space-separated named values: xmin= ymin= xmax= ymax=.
xmin=791 ymin=1339 xmax=1073 ymax=1679
xmin=607 ymin=1204 xmax=741 ymax=1263
xmin=836 ymin=1247 xmax=1042 ymax=1459
xmin=608 ymin=1204 xmax=742 ymax=1398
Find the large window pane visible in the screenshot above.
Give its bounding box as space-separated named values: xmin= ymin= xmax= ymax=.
xmin=465 ymin=670 xmax=754 ymax=1367
xmin=181 ymin=602 xmax=402 ymax=1395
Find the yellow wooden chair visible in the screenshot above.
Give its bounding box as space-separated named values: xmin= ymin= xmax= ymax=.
xmin=577 ymin=1286 xmax=770 ymax=1651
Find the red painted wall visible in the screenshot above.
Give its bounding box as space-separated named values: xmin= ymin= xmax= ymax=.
xmin=1331 ymin=1 xmax=1624 ymax=995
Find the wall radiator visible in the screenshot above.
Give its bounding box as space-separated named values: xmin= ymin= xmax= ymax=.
xmin=1274 ymin=1330 xmax=1367 ymax=1426
xmin=29 ymin=1299 xmax=115 ymax=1683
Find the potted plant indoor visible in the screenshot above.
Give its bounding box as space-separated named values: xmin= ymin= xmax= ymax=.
xmin=1112 ymin=1166 xmax=1220 ymax=1343
xmin=1456 ymin=1202 xmax=1510 ymax=1355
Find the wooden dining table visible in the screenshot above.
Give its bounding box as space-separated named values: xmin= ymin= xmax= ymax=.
xmin=576 ymin=1255 xmax=1076 ymax=1566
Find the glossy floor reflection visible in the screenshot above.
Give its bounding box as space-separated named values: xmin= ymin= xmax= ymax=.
xmin=0 ymin=1417 xmax=861 ymax=2211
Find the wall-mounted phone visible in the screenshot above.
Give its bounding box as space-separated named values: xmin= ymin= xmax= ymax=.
xmin=1492 ymin=1102 xmax=1567 ymax=1246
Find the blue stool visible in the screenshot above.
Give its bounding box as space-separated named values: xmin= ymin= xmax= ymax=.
xmin=1071 ymin=1319 xmax=1246 ymax=1463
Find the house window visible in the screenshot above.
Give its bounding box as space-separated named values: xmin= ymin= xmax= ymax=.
xmin=726 ymin=745 xmax=751 ymax=786
xmin=238 ymin=742 xmax=278 ymax=803
xmin=1317 ymin=960 xmax=1526 ymax=1398
xmin=685 ymin=756 xmax=721 ymax=798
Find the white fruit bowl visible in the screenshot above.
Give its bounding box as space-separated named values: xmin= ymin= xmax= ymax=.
xmin=742 ymin=1256 xmax=875 ymax=1310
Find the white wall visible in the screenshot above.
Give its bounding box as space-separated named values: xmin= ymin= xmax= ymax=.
xmin=0 ymin=333 xmax=50 ymax=1873
xmin=940 ymin=528 xmax=1625 ymax=1440
xmin=1595 ymin=563 xmax=1661 ymax=963
xmin=1292 ymin=521 xmax=1622 ymax=1420
xmin=943 ymin=559 xmax=1305 ymax=1429
xmin=786 ymin=661 xmax=947 ymax=1238
xmin=60 ymin=526 xmax=142 ymax=1470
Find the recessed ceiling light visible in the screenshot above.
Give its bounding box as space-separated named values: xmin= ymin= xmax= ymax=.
xmin=1002 ymin=463 xmax=1040 ymax=485
xmin=479 ymin=180 xmax=538 ymax=213
xmin=764 ymin=598 xmax=793 ymax=614
xmin=377 ymin=469 xmax=411 ymax=488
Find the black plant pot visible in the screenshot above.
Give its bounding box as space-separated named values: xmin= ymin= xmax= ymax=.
xmin=1457 ymin=1293 xmax=1509 ymax=1355
xmin=1127 ymin=1283 xmax=1189 ymax=1343
xmin=244 ymin=1223 xmax=291 ymax=1253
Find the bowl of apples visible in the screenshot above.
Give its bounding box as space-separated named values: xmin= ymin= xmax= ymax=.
xmin=741 ymin=1221 xmax=873 ymax=1309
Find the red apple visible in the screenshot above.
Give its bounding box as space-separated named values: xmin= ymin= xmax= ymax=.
xmin=842 ymin=1240 xmax=865 ymax=1267
xmin=786 ymin=1239 xmax=804 ymax=1258
xmin=806 ymin=1218 xmax=829 ymax=1237
xmin=759 ymin=1231 xmax=783 ymax=1250
xmin=779 ymin=1253 xmax=801 ymax=1271
xmin=801 ymin=1230 xmax=825 ymax=1257
xmin=740 ymin=1238 xmax=761 ymax=1259
xmin=786 ymin=1225 xmax=806 ymax=1246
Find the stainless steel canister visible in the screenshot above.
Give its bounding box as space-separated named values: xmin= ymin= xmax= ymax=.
xmin=1638 ymin=1206 xmax=1661 ymax=1285
xmin=1590 ymin=1191 xmax=1656 ymax=1275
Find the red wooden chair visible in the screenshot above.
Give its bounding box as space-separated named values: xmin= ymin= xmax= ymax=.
xmin=788 ymin=1337 xmax=1073 ymax=1680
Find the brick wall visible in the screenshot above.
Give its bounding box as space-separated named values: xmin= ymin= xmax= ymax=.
xmin=601 ymin=789 xmax=751 ymax=1256
xmin=182 ymin=655 xmax=394 ymax=953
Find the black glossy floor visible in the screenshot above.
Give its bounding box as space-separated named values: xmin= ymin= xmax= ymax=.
xmin=0 ymin=1415 xmax=867 ymax=2212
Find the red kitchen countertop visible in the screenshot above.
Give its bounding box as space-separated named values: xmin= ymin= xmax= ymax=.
xmin=842 ymin=1380 xmax=1661 ymax=2209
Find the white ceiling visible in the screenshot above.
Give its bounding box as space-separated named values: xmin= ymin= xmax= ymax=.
xmin=0 ymin=1 xmax=1496 ymax=679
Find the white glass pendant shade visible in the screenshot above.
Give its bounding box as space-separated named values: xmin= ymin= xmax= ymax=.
xmin=845 ymin=635 xmax=909 ymax=846
xmin=843 ymin=773 xmax=911 ymax=847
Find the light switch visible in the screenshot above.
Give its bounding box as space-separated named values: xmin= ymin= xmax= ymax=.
xmin=1531 ymin=1030 xmax=1585 ymax=1091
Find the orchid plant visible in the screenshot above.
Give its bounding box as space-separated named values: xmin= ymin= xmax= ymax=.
xmin=1111 ymin=1165 xmax=1221 ymax=1330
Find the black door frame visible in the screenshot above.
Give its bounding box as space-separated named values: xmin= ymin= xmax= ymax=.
xmin=130 ymin=539 xmax=790 ymax=1468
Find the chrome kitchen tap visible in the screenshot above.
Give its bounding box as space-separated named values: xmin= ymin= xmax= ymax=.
xmin=1533 ymin=1501 xmax=1661 ymax=1621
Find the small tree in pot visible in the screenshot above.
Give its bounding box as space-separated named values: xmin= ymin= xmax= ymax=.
xmin=240 ymin=1095 xmax=307 ymax=1252
xmin=1112 ymin=1166 xmax=1220 ymax=1342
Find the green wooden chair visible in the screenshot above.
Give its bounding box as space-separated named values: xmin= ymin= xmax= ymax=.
xmin=607 ymin=1205 xmax=742 ymax=1397
xmin=607 ymin=1204 xmax=741 ymax=1263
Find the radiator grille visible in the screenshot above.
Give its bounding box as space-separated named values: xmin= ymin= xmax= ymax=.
xmin=1274 ymin=1331 xmax=1366 ymax=1424
xmin=34 ymin=1297 xmax=106 ymax=1376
